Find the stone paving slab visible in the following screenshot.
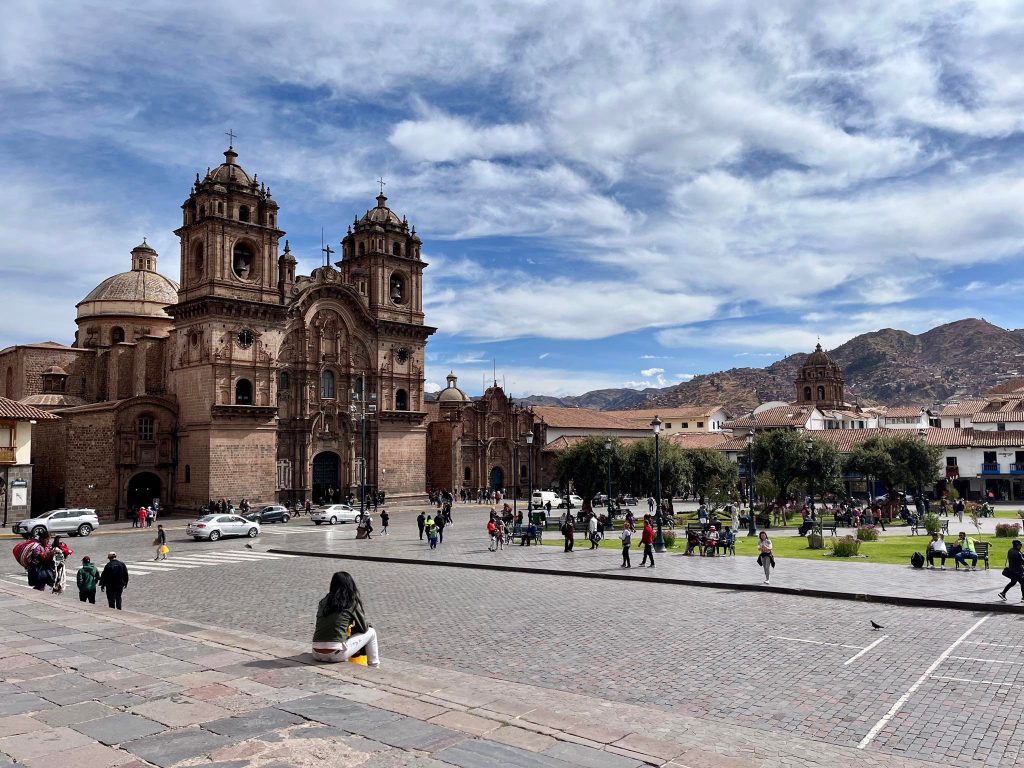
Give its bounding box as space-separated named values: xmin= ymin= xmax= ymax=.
xmin=0 ymin=581 xmax=962 ymax=768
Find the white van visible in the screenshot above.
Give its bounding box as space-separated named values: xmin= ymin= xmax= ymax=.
xmin=531 ymin=490 xmax=559 ymax=509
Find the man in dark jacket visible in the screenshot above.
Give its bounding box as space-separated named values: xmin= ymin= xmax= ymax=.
xmin=416 ymin=511 xmax=426 ymax=540
xmin=99 ymin=552 xmax=129 ymax=610
xmin=434 ymin=511 xmax=447 ymax=544
xmin=76 ymin=556 xmax=100 ymax=603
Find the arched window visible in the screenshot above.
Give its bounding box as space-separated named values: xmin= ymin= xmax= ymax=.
xmin=358 ymin=242 xmax=365 ymax=256
xmin=200 ymin=205 xmax=207 ymax=218
xmin=395 ymin=388 xmax=408 ymax=411
xmin=111 ymin=327 xmax=125 ymax=344
xmin=520 ymin=464 xmax=527 ymax=478
xmin=193 ymin=242 xmax=204 ymax=276
xmin=238 ymin=205 xmax=250 ymax=222
xmin=184 ymin=464 xmax=191 ymax=483
xmin=464 ymin=467 xmax=471 ymax=482
xmin=803 ymin=386 xmax=812 ymax=401
xmin=235 ymin=379 xmax=253 ymax=405
xmin=232 ymin=242 xmax=255 ymax=279
xmin=389 ymin=273 xmax=406 ymax=304
xmin=392 ymin=242 xmax=401 ymax=256
xmin=321 ymin=370 xmax=335 ymax=399
xmin=817 ymin=385 xmax=825 ymax=400
xmin=137 ymin=415 xmax=154 ymax=441
xmin=217 ymin=201 xmax=224 ymax=214
xmin=279 ymin=371 xmax=290 ymax=391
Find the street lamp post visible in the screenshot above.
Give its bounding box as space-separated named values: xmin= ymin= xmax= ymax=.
xmin=526 ymin=432 xmax=534 ymax=524
xmin=350 ymin=388 xmax=377 ymax=517
xmin=806 ymin=436 xmax=815 ymax=515
xmin=652 ymin=416 xmax=665 ymax=553
xmin=747 ymin=429 xmax=757 ymax=536
xmin=513 ymin=437 xmax=520 ymax=520
xmin=604 ymin=439 xmax=613 ymax=531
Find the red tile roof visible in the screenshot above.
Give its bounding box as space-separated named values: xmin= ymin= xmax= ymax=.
xmin=924 ymin=427 xmax=972 ymax=447
xmin=972 ymin=411 xmax=1024 ymax=424
xmin=938 ymin=400 xmax=988 ymax=417
xmin=972 ymin=430 xmax=1024 ymax=447
xmin=541 ymin=435 xmax=645 ymax=453
xmin=0 ymin=397 xmax=60 ymax=421
xmin=725 ymin=405 xmax=813 ymax=430
xmin=666 ymin=433 xmax=732 ymax=449
xmin=607 ymin=406 xmax=726 ymax=422
xmin=532 ymin=406 xmax=640 ymax=430
xmin=881 ymin=406 xmax=929 ymax=419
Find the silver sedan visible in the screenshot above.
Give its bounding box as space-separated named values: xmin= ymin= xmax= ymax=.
xmin=186 ymin=514 xmax=260 ymax=541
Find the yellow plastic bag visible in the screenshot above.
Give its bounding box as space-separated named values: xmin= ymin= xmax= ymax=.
xmin=348 ymin=654 xmax=368 ymax=666
xmin=158 ymin=545 xmax=169 ymax=555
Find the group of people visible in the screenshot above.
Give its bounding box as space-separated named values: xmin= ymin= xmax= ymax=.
xmin=925 ymin=531 xmax=982 ymax=570
xmin=132 ymin=504 xmax=158 ymax=528
xmin=14 ymin=531 xmax=130 ymax=609
xmin=416 ymin=510 xmax=448 ymax=549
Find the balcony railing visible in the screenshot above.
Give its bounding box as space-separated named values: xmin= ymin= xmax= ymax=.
xmin=0 ymin=446 xmax=15 ymax=464
xmin=981 ymin=462 xmax=1001 ymax=475
xmin=1012 ymin=463 xmax=1024 ymax=474
xmin=945 ymin=466 xmax=960 ymax=479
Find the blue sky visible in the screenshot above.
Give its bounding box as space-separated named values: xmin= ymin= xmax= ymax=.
xmin=3 ymin=1 xmax=1024 ymax=397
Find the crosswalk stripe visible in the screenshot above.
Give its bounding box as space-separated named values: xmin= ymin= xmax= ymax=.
xmin=131 ymin=562 xmax=199 ymax=570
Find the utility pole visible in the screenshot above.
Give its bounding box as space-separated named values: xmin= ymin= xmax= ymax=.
xmin=350 ymin=387 xmax=377 ymax=515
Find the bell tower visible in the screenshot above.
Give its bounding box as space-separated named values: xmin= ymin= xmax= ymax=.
xmin=167 ymin=142 xmax=288 ymax=509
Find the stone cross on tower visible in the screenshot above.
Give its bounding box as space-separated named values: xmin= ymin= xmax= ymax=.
xmin=377 ymin=176 xmax=386 ymax=195
xmin=225 ymin=128 xmax=237 ymax=148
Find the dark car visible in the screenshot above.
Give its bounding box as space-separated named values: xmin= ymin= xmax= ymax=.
xmin=243 ymin=505 xmax=291 ymax=524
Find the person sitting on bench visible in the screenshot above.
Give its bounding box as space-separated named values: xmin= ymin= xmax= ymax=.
xmin=954 ymin=532 xmax=979 ymax=570
xmin=926 ymin=532 xmax=948 ymax=570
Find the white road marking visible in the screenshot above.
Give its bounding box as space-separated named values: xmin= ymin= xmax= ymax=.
xmin=768 ymin=635 xmax=861 ymax=650
xmin=965 ymin=641 xmax=1024 ymax=650
xmin=933 ymin=675 xmax=1018 ymax=687
xmin=132 ymin=561 xmax=200 ymax=569
xmin=858 ymin=613 xmax=992 ymax=750
xmin=949 ymin=656 xmax=1024 ymax=665
xmin=844 ymin=635 xmax=888 ymax=666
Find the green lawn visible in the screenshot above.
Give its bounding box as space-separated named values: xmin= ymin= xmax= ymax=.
xmin=543 ymin=531 xmax=1020 ymax=566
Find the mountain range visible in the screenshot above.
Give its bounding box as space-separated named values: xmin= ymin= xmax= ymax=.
xmin=518 ymin=319 xmax=1024 ymax=415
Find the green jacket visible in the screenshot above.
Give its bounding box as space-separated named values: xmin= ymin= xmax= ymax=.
xmin=312 ymin=597 xmax=369 ymax=643
xmin=76 ymin=563 xmax=100 ymax=592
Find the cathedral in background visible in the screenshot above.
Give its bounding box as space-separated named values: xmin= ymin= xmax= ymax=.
xmin=0 ymin=145 xmax=434 ymax=519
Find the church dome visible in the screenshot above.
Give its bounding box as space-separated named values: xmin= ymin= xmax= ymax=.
xmin=81 ymin=269 xmax=178 ymax=306
xmin=207 ymin=147 xmax=254 ymax=186
xmin=438 ymin=372 xmax=470 ymax=404
xmin=360 ymin=194 xmax=403 ymax=228
xmin=804 ymin=342 xmax=840 ymax=370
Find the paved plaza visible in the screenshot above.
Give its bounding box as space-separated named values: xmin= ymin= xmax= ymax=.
xmin=2 ymin=504 xmax=1023 ymax=766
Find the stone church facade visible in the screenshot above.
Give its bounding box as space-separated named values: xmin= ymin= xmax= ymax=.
xmin=0 ymin=146 xmax=434 ymax=519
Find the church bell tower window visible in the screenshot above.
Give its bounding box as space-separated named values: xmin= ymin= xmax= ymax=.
xmin=389 ymin=273 xmax=406 ymax=305
xmin=235 ymin=379 xmax=253 ymax=405
xmin=111 ymin=327 xmax=125 ymax=344
xmin=238 ymin=205 xmax=250 ymax=223
xmin=232 ymin=242 xmax=255 ymax=280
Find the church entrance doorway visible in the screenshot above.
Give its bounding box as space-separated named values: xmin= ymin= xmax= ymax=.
xmin=127 ymin=472 xmax=161 ymax=515
xmin=489 ymin=466 xmax=504 ymax=491
xmin=313 ymin=452 xmax=341 ymax=504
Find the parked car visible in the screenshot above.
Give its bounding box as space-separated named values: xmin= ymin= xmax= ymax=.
xmin=311 ymin=504 xmax=360 ymax=525
xmin=186 ymin=514 xmax=260 ymax=541
xmin=12 ymin=508 xmax=99 ymax=538
xmin=243 ymin=505 xmax=291 ymax=524
xmin=874 ymin=493 xmax=916 ymax=505
xmin=531 ymin=490 xmax=559 ymax=509
xmin=556 ymin=494 xmax=584 ymax=509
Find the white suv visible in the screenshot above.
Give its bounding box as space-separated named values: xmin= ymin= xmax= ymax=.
xmin=13 ymin=508 xmax=99 ymax=538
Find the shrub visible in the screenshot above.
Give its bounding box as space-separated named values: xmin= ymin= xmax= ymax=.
xmin=923 ymin=513 xmax=942 ymax=536
xmin=661 ymin=530 xmax=676 ymax=549
xmin=995 ymin=523 xmax=1021 ymax=539
xmin=856 ymin=525 xmax=881 ymax=542
xmin=829 ymin=535 xmax=861 ymax=557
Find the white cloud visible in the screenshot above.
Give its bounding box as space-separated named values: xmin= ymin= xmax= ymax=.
xmin=424 ymin=381 xmax=442 ymax=393
xmin=390 ymin=109 xmax=542 ymax=163
xmin=675 ymin=373 xmax=695 ymax=381
xmin=640 ymin=367 xmax=665 ymax=377
xmin=538 ymin=352 xmax=550 ymax=359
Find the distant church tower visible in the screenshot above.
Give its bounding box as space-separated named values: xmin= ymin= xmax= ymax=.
xmin=794 ymin=343 xmax=845 ymax=410
xmin=167 ymin=144 xmax=287 ymax=507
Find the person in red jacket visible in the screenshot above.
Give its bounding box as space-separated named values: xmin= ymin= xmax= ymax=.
xmin=640 ymin=515 xmax=655 ymax=568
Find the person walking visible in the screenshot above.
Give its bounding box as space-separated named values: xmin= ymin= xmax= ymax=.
xmin=639 ymin=516 xmax=655 ymax=567
xmin=137 ymin=506 xmax=147 ymax=529
xmin=380 ymin=509 xmax=389 ymax=535
xmin=76 ymin=556 xmax=100 ymax=604
xmin=99 ymin=552 xmax=129 ymax=610
xmin=757 ymin=531 xmax=774 ymax=584
xmin=588 ymin=513 xmax=600 ymax=549
xmin=425 ymin=515 xmax=438 ymax=549
xmin=487 ymin=518 xmax=498 ymax=551
xmin=311 ymin=571 xmax=380 ymax=666
xmin=619 ymin=525 xmax=632 ymax=568
xmin=434 ymin=512 xmax=446 ymax=545
xmin=562 ymin=516 xmax=575 ymax=552
xmin=998 ymin=539 xmax=1024 ymax=602
xmin=416 ymin=511 xmax=426 ymax=540
xmin=153 ymin=524 xmax=168 ymax=560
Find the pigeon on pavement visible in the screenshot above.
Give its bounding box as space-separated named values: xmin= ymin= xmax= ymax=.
xmin=870 ymin=620 xmax=884 ymax=630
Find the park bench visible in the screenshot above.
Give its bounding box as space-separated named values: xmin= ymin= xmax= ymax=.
xmin=812 ymin=516 xmax=838 ymax=536
xmin=512 ymin=524 xmax=542 ymax=545
xmin=909 ymin=519 xmax=949 ymax=536
xmin=953 ymin=541 xmax=990 ymax=570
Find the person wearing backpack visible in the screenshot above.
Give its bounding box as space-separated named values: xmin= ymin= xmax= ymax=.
xmin=619 ymin=525 xmax=632 ymax=568
xmin=76 ymin=556 xmax=100 ymax=603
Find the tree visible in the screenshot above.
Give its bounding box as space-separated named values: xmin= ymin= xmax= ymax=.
xmin=681 ymin=448 xmax=739 ymax=507
xmin=625 ymin=438 xmax=691 ymax=504
xmin=555 ymin=437 xmax=628 ymax=514
xmin=845 ymin=435 xmax=942 ymax=520
xmin=803 ymin=437 xmax=843 ymax=507
xmin=751 ymin=430 xmax=810 ymax=506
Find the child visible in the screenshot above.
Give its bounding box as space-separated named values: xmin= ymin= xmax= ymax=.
xmin=77 ymin=556 xmax=100 ymax=604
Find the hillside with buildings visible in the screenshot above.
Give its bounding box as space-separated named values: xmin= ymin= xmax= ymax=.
xmin=522 ymin=319 xmax=1024 ymax=414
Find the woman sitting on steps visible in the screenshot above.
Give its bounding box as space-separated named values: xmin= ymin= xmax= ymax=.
xmin=312 ymin=571 xmax=380 ymax=666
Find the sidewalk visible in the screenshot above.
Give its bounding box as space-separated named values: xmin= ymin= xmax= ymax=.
xmin=265 ymin=522 xmax=1024 ymax=614
xmin=0 ymin=583 xmax=939 ymax=768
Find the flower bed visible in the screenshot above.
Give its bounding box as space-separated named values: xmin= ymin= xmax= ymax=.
xmin=856 ymin=525 xmax=881 ymax=542
xmin=995 ymin=522 xmax=1021 ymax=538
